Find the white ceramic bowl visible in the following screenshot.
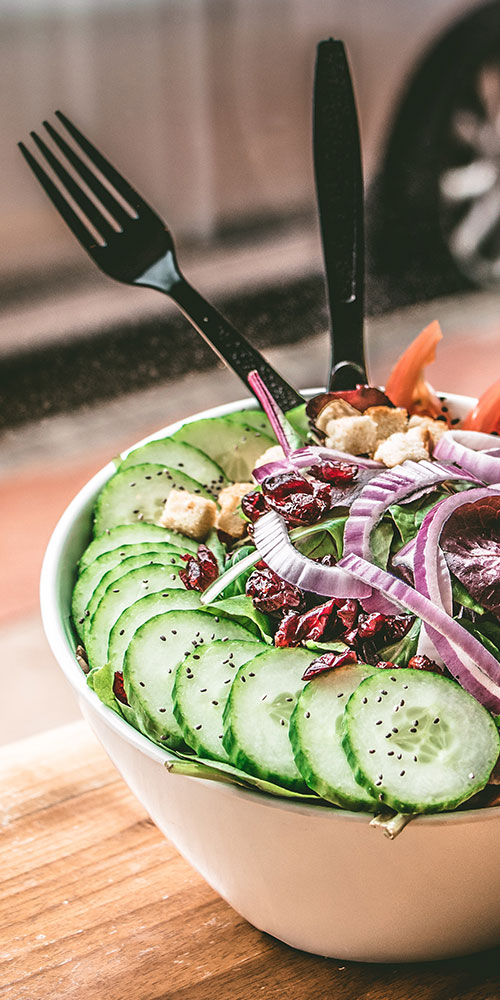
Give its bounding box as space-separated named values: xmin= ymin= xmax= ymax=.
xmin=40 ymin=390 xmax=500 ymax=963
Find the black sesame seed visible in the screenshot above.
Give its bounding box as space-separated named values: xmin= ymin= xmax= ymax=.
xmin=410 ymin=727 xmax=417 ymax=733
xmin=241 ymin=676 xmax=246 ymax=683
xmin=139 ymin=681 xmax=145 ymax=687
xmin=212 ymin=700 xmax=219 ymax=706
xmin=200 ymin=688 xmax=207 ymax=693
xmin=369 ymin=749 xmax=376 ymax=755
xmin=392 ymin=727 xmax=398 ymax=734
xmin=119 ymin=629 xmax=125 ymax=636
xmin=305 ymin=710 xmax=310 ymax=718
xmin=433 ymin=717 xmax=440 ymax=724
xmin=159 ymin=708 xmax=166 ymax=713
xmin=362 ymin=697 xmax=368 ymax=704
xmin=171 ymin=629 xmax=177 ymax=635
xmin=387 ymin=751 xmax=394 ymax=756
xmin=195 ymin=724 xmax=202 ymax=730
xmin=376 ymin=720 xmax=383 ymax=725
xmin=337 ymin=692 xmax=344 ymax=698
xmin=160 ymin=635 xmax=166 ymax=641
xmin=400 ymin=770 xmax=405 ymax=777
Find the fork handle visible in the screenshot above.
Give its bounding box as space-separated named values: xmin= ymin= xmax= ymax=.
xmin=164 ymin=276 xmax=305 ymax=412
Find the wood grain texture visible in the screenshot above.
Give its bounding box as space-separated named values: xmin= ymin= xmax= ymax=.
xmin=1 ymin=722 xmax=499 ymax=1000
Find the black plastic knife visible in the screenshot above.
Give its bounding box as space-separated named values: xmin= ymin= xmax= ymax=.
xmin=314 ymin=39 xmax=368 ymax=391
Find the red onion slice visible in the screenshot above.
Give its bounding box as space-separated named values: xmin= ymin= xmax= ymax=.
xmin=290 ymin=445 xmax=382 ymax=470
xmin=338 ymin=552 xmax=500 ymax=713
xmin=253 ymin=510 xmax=371 ymax=598
xmin=434 ymin=430 xmax=500 ymax=483
xmin=342 ymin=459 xmax=477 ymax=614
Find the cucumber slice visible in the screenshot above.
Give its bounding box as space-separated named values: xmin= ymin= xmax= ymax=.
xmin=93 ymin=463 xmax=215 ymax=536
xmin=119 ymin=439 xmax=227 ymax=500
xmin=124 ymin=610 xmax=256 ymax=748
xmin=290 ymin=664 xmax=378 ymax=811
xmin=224 ymin=410 xmax=272 ymax=436
xmin=172 ymin=417 xmax=273 ymax=481
xmin=108 ymin=589 xmax=202 ymax=674
xmin=84 ymin=550 xmax=184 ymax=629
xmin=343 ymin=669 xmax=500 ymax=814
xmin=79 ymin=523 xmax=197 ymax=572
xmin=85 ymin=563 xmax=184 ymax=670
xmin=173 ymin=639 xmax=266 ymax=762
xmin=72 ymin=542 xmax=186 ymax=639
xmin=223 ymin=646 xmax=316 ymax=792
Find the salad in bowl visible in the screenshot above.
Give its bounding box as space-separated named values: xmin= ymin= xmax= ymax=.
xmin=41 ymin=320 xmax=500 ymax=962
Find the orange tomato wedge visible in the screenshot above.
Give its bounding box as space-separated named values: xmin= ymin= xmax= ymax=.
xmin=461 ymin=376 xmax=500 ymax=433
xmin=385 ymin=320 xmax=448 ymax=421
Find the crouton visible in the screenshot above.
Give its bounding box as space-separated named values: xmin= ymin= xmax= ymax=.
xmin=253 ymin=445 xmax=286 ymax=471
xmin=408 ymin=414 xmax=447 ymax=447
xmin=324 ymin=415 xmax=377 ymax=456
xmin=159 ymin=489 xmax=217 ymax=541
xmin=216 ymin=482 xmax=254 ymax=539
xmin=373 ymin=425 xmax=430 ymax=467
xmin=365 ymin=406 xmax=408 ymax=444
xmin=315 ymin=398 xmax=361 ymax=433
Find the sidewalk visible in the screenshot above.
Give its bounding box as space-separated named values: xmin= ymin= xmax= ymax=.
xmin=2 ymin=289 xmax=499 ymax=744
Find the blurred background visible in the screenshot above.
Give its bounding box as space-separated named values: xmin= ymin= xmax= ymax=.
xmin=3 ymin=0 xmax=500 ymax=743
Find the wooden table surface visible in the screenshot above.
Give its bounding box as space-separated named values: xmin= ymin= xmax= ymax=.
xmin=1 ymin=722 xmax=499 ymax=1000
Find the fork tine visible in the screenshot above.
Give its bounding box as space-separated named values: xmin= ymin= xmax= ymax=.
xmin=55 ymin=110 xmax=146 ymax=213
xmin=43 ymin=119 xmax=132 ymax=229
xmin=18 ymin=141 xmax=95 ymax=253
xmin=30 ymin=129 xmax=114 ymax=242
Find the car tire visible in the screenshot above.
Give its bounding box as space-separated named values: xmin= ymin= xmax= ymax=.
xmin=369 ymin=0 xmax=500 ymax=304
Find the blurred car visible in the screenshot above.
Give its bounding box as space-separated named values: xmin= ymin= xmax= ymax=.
xmin=353 ymin=0 xmax=500 ymax=291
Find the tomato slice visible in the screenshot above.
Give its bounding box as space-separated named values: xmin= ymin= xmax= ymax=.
xmin=461 ymin=376 xmax=500 ymax=433
xmin=385 ymin=320 xmax=448 ymax=421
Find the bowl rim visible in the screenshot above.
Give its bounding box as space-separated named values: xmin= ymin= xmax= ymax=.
xmin=40 ymin=387 xmax=500 ymax=829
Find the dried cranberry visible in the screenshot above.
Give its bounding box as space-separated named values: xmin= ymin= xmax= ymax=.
xmin=179 ymin=545 xmax=219 ymax=593
xmin=308 ymin=460 xmax=358 ymax=485
xmin=383 ymin=615 xmax=414 ymax=641
xmin=337 ymin=600 xmax=359 ymax=632
xmin=261 ymin=471 xmax=332 ymax=526
xmin=407 ymin=654 xmax=444 ymax=674
xmin=113 ymin=671 xmax=129 ymax=705
xmin=240 ymin=489 xmax=268 ymax=523
xmin=357 ymin=612 xmax=387 ymax=639
xmin=374 ymin=660 xmax=397 ymax=670
xmin=302 ymin=649 xmax=358 ymax=680
xmin=246 ymin=564 xmax=304 ymax=614
xmin=274 ymin=598 xmax=339 ymax=647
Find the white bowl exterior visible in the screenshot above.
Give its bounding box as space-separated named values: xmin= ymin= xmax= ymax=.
xmin=41 ymin=390 xmax=500 ymax=962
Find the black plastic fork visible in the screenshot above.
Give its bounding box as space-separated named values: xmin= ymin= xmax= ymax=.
xmin=19 ymin=111 xmax=303 ymax=411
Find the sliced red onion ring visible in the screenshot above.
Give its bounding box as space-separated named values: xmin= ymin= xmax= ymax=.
xmin=434 ymin=430 xmax=500 ymax=483
xmin=291 ymin=445 xmax=382 ymax=470
xmin=253 ymin=460 xmax=293 ymax=484
xmin=342 ymin=459 xmax=477 ymax=614
xmin=253 ymin=510 xmax=371 ymax=599
xmin=338 ymin=552 xmax=500 ymax=713
xmin=252 ymin=444 xmax=382 ymax=484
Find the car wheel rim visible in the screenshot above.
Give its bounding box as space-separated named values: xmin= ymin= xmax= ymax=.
xmin=439 ymin=61 xmax=500 ymax=286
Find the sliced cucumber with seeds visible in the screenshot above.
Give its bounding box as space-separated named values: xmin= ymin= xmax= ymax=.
xmin=84 ymin=550 xmax=184 ymax=631
xmin=72 ymin=542 xmax=186 ymax=639
xmin=108 ymin=589 xmax=202 ymax=674
xmin=224 ymin=410 xmax=272 ymax=436
xmin=223 ymin=646 xmax=316 ymax=792
xmin=290 ymin=664 xmax=378 ymax=811
xmin=119 ymin=439 xmax=228 ymax=500
xmin=173 ymin=639 xmax=266 ymax=762
xmin=79 ymin=523 xmax=197 ymax=572
xmin=172 ymin=417 xmax=273 ymax=481
xmin=124 ymin=610 xmax=256 ymax=749
xmin=343 ymin=669 xmax=500 ymax=814
xmin=93 ymin=463 xmax=215 ymax=536
xmin=85 ymin=563 xmax=184 ymax=670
